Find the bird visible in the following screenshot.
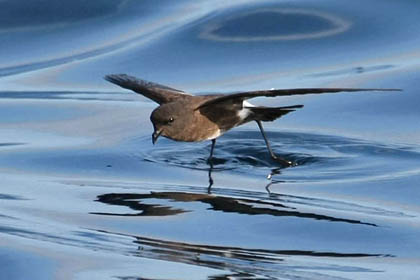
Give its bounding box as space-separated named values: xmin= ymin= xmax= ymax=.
xmin=105 ymin=74 xmax=400 ymax=167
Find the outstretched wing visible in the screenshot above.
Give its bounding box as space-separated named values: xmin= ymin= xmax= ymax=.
xmin=105 ymin=74 xmax=191 ymax=104
xmin=196 ymin=87 xmax=401 ymax=110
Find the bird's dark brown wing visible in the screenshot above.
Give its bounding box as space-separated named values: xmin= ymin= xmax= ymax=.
xmin=105 ymin=74 xmax=191 ymax=104
xmin=195 ymin=88 xmax=401 ymax=110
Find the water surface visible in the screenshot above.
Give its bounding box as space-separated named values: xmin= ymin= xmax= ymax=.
xmin=1 ymin=0 xmax=420 ymax=279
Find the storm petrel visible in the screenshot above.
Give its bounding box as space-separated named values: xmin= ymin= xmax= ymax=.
xmin=105 ymin=74 xmax=399 ymax=166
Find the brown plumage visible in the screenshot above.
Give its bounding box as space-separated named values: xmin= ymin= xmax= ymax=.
xmin=105 ymin=74 xmax=400 ymax=166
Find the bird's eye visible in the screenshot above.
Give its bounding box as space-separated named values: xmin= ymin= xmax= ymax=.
xmin=167 ymin=117 xmax=174 ymax=124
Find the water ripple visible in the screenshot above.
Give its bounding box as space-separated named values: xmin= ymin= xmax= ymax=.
xmin=201 ymin=8 xmax=351 ymax=42
xmin=140 ymin=131 xmax=420 ymax=183
xmin=97 ymin=229 xmax=389 ymax=280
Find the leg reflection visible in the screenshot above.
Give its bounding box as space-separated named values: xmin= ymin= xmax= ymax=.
xmin=265 ymin=179 xmax=286 ymax=195
xmin=265 ymin=168 xmax=285 ymax=195
xmin=207 ymin=159 xmax=214 ymax=193
xmin=207 ymin=139 xmax=216 ymax=193
xmin=267 ymin=167 xmax=282 ymax=180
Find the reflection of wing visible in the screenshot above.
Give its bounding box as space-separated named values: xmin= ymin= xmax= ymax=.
xmin=196 ymin=87 xmax=401 ymax=110
xmin=105 ymin=74 xmax=191 ymax=104
xmin=92 ymin=191 xmax=377 ymax=226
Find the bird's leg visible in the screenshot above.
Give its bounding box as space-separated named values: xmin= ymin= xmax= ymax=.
xmin=207 ymin=139 xmax=216 ymax=193
xmin=207 ymin=139 xmax=216 ymax=163
xmin=255 ymin=120 xmax=294 ymax=167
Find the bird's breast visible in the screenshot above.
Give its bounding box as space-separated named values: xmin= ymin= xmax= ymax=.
xmin=164 ymin=110 xmax=223 ymax=142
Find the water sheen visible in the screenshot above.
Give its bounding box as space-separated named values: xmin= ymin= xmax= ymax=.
xmin=1 ymin=0 xmax=420 ymax=279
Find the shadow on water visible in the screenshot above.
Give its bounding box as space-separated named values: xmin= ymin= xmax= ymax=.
xmin=95 ymin=227 xmax=390 ymax=280
xmin=130 ymin=234 xmax=388 ymax=274
xmin=90 ymin=189 xmax=402 ymax=279
xmin=92 ymin=191 xmax=377 ymax=226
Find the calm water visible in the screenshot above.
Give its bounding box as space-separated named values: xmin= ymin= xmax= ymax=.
xmin=1 ymin=0 xmax=420 ymax=279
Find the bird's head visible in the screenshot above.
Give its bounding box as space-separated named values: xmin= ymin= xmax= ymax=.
xmin=150 ymin=103 xmax=185 ymax=144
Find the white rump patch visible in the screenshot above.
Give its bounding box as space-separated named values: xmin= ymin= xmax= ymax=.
xmin=237 ymin=100 xmax=254 ymax=120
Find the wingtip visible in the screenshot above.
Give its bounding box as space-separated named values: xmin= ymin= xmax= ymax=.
xmin=104 ymin=74 xmax=138 ymax=88
xmin=104 ymin=74 xmax=117 ymax=83
xmin=369 ymin=88 xmax=402 ymax=92
xmin=104 ymin=73 xmax=126 ymax=82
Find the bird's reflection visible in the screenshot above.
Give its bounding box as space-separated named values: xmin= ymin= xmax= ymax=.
xmin=92 ymin=191 xmax=376 ymax=226
xmin=96 ymin=228 xmax=390 ymax=280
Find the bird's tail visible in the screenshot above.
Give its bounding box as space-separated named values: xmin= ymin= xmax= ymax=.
xmin=249 ymin=105 xmax=303 ymax=122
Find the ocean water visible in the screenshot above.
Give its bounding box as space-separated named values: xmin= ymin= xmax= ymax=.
xmin=1 ymin=0 xmax=420 ymax=279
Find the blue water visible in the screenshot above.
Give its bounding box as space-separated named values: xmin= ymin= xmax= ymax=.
xmin=1 ymin=1 xmax=420 ymax=279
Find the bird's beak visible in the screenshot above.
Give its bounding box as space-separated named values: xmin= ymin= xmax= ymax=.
xmin=152 ymin=129 xmax=162 ymax=145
